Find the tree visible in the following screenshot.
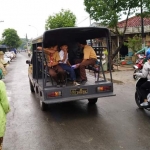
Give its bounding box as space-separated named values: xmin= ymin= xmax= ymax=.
xmin=84 ymin=0 xmax=142 ymax=59
xmin=140 ymin=0 xmax=150 ymax=17
xmin=19 ymin=38 xmax=28 ymax=50
xmin=2 ymin=28 xmax=22 ymax=48
xmin=124 ymin=35 xmax=142 ymax=53
xmin=45 ymin=9 xmax=76 ymax=30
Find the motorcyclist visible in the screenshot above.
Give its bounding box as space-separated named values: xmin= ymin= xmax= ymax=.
xmin=135 ymin=54 xmax=150 ymax=106
xmin=135 ymin=40 xmax=150 ymax=64
xmin=28 ymin=51 xmax=31 ymax=57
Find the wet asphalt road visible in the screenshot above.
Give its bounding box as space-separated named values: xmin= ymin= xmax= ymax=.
xmin=3 ymin=53 xmax=150 ymax=150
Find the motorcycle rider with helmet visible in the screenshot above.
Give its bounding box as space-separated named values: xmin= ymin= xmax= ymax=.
xmin=134 ymin=54 xmax=150 ymax=106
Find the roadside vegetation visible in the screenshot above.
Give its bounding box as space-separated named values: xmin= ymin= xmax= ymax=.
xmin=84 ymin=0 xmax=150 ymax=59
xmin=45 ymin=9 xmax=76 ymax=30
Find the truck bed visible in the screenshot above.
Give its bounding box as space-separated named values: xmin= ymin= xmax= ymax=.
xmin=37 ymin=72 xmax=109 ymax=88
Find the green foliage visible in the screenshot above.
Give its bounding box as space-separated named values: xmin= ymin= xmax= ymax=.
xmin=124 ymin=35 xmax=142 ymax=53
xmin=19 ymin=38 xmax=28 ymax=50
xmin=23 ymin=45 xmax=27 ymax=49
xmin=2 ymin=28 xmax=22 ymax=48
xmin=84 ymin=0 xmax=139 ymax=30
xmin=45 ymin=9 xmax=76 ymax=30
xmin=84 ymin=0 xmax=150 ymax=59
xmin=141 ymin=0 xmax=150 ymax=17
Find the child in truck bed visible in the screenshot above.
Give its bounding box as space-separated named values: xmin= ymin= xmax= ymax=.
xmin=59 ymin=43 xmax=80 ymax=86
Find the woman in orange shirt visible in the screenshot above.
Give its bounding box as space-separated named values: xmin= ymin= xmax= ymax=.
xmin=37 ymin=45 xmax=65 ymax=86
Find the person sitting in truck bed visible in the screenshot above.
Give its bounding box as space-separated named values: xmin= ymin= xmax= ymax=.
xmin=59 ymin=43 xmax=80 ymax=86
xmin=75 ymin=39 xmax=97 ymax=83
xmin=37 ymin=45 xmax=65 ymax=87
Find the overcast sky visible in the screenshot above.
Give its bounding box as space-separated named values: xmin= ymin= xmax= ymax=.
xmin=0 ymin=0 xmax=91 ymax=39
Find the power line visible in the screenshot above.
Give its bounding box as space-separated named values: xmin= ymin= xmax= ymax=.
xmin=77 ymin=17 xmax=89 ymax=25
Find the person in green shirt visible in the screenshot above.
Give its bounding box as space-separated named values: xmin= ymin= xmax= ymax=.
xmin=135 ymin=40 xmax=150 ymax=64
xmin=135 ymin=46 xmax=147 ymax=55
xmin=0 ymin=80 xmax=10 ymax=150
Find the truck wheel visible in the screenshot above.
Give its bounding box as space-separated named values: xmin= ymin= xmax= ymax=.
xmin=135 ymin=92 xmax=143 ymax=109
xmin=88 ymin=98 xmax=98 ymax=104
xmin=29 ymin=80 xmax=35 ymax=93
xmin=40 ymin=101 xmax=48 ymax=111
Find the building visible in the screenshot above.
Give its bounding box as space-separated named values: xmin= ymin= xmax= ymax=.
xmin=91 ymin=16 xmax=150 ymax=54
xmin=117 ymin=16 xmax=150 ymax=36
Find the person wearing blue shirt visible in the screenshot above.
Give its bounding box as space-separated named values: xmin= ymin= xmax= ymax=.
xmin=136 ymin=40 xmax=150 ymax=56
xmin=146 ymin=47 xmax=150 ymax=58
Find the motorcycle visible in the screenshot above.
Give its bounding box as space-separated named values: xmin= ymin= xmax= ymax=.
xmin=28 ymin=53 xmax=31 ymax=57
xmin=133 ymin=54 xmax=145 ymax=80
xmin=135 ymin=78 xmax=150 ymax=109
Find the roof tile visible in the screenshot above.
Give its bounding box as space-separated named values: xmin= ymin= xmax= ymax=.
xmin=117 ymin=16 xmax=150 ymax=28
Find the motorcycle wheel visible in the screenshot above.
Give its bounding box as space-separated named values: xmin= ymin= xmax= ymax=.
xmin=133 ymin=70 xmax=138 ymax=80
xmin=133 ymin=69 xmax=142 ymax=80
xmin=135 ymin=91 xmax=143 ymax=109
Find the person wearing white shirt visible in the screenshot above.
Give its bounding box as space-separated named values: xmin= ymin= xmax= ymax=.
xmin=59 ymin=44 xmax=80 ymax=86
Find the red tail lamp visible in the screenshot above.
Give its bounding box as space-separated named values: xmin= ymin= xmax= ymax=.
xmin=47 ymin=91 xmax=62 ymax=98
xmin=97 ymin=86 xmax=111 ymax=92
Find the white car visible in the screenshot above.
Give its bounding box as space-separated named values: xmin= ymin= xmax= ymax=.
xmin=4 ymin=55 xmax=11 ymax=63
xmin=10 ymin=51 xmax=16 ymax=58
xmin=5 ymin=52 xmax=14 ymax=60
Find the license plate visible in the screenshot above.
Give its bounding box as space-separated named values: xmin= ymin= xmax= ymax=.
xmin=71 ymin=88 xmax=88 ymax=95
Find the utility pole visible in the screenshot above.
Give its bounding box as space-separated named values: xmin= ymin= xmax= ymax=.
xmin=89 ymin=15 xmax=91 ymax=26
xmin=140 ymin=0 xmax=145 ymax=47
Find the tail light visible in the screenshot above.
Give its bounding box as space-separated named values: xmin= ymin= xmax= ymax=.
xmin=47 ymin=91 xmax=62 ymax=98
xmin=97 ymin=86 xmax=111 ymax=92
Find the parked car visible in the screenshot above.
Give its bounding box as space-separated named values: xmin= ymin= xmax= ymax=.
xmin=5 ymin=52 xmax=14 ymax=60
xmin=4 ymin=55 xmax=11 ymax=63
xmin=10 ymin=51 xmax=16 ymax=58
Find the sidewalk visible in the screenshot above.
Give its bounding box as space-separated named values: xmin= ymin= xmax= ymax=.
xmin=105 ymin=65 xmax=135 ymax=84
xmin=87 ymin=64 xmax=135 ymax=84
xmin=113 ymin=64 xmax=134 ymax=71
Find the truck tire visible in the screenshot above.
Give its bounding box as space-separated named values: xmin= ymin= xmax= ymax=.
xmin=88 ymin=98 xmax=98 ymax=104
xmin=29 ymin=79 xmax=35 ymax=93
xmin=40 ymin=101 xmax=48 ymax=111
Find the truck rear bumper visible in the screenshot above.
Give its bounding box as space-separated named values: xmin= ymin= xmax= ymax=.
xmin=43 ymin=92 xmax=116 ymax=104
